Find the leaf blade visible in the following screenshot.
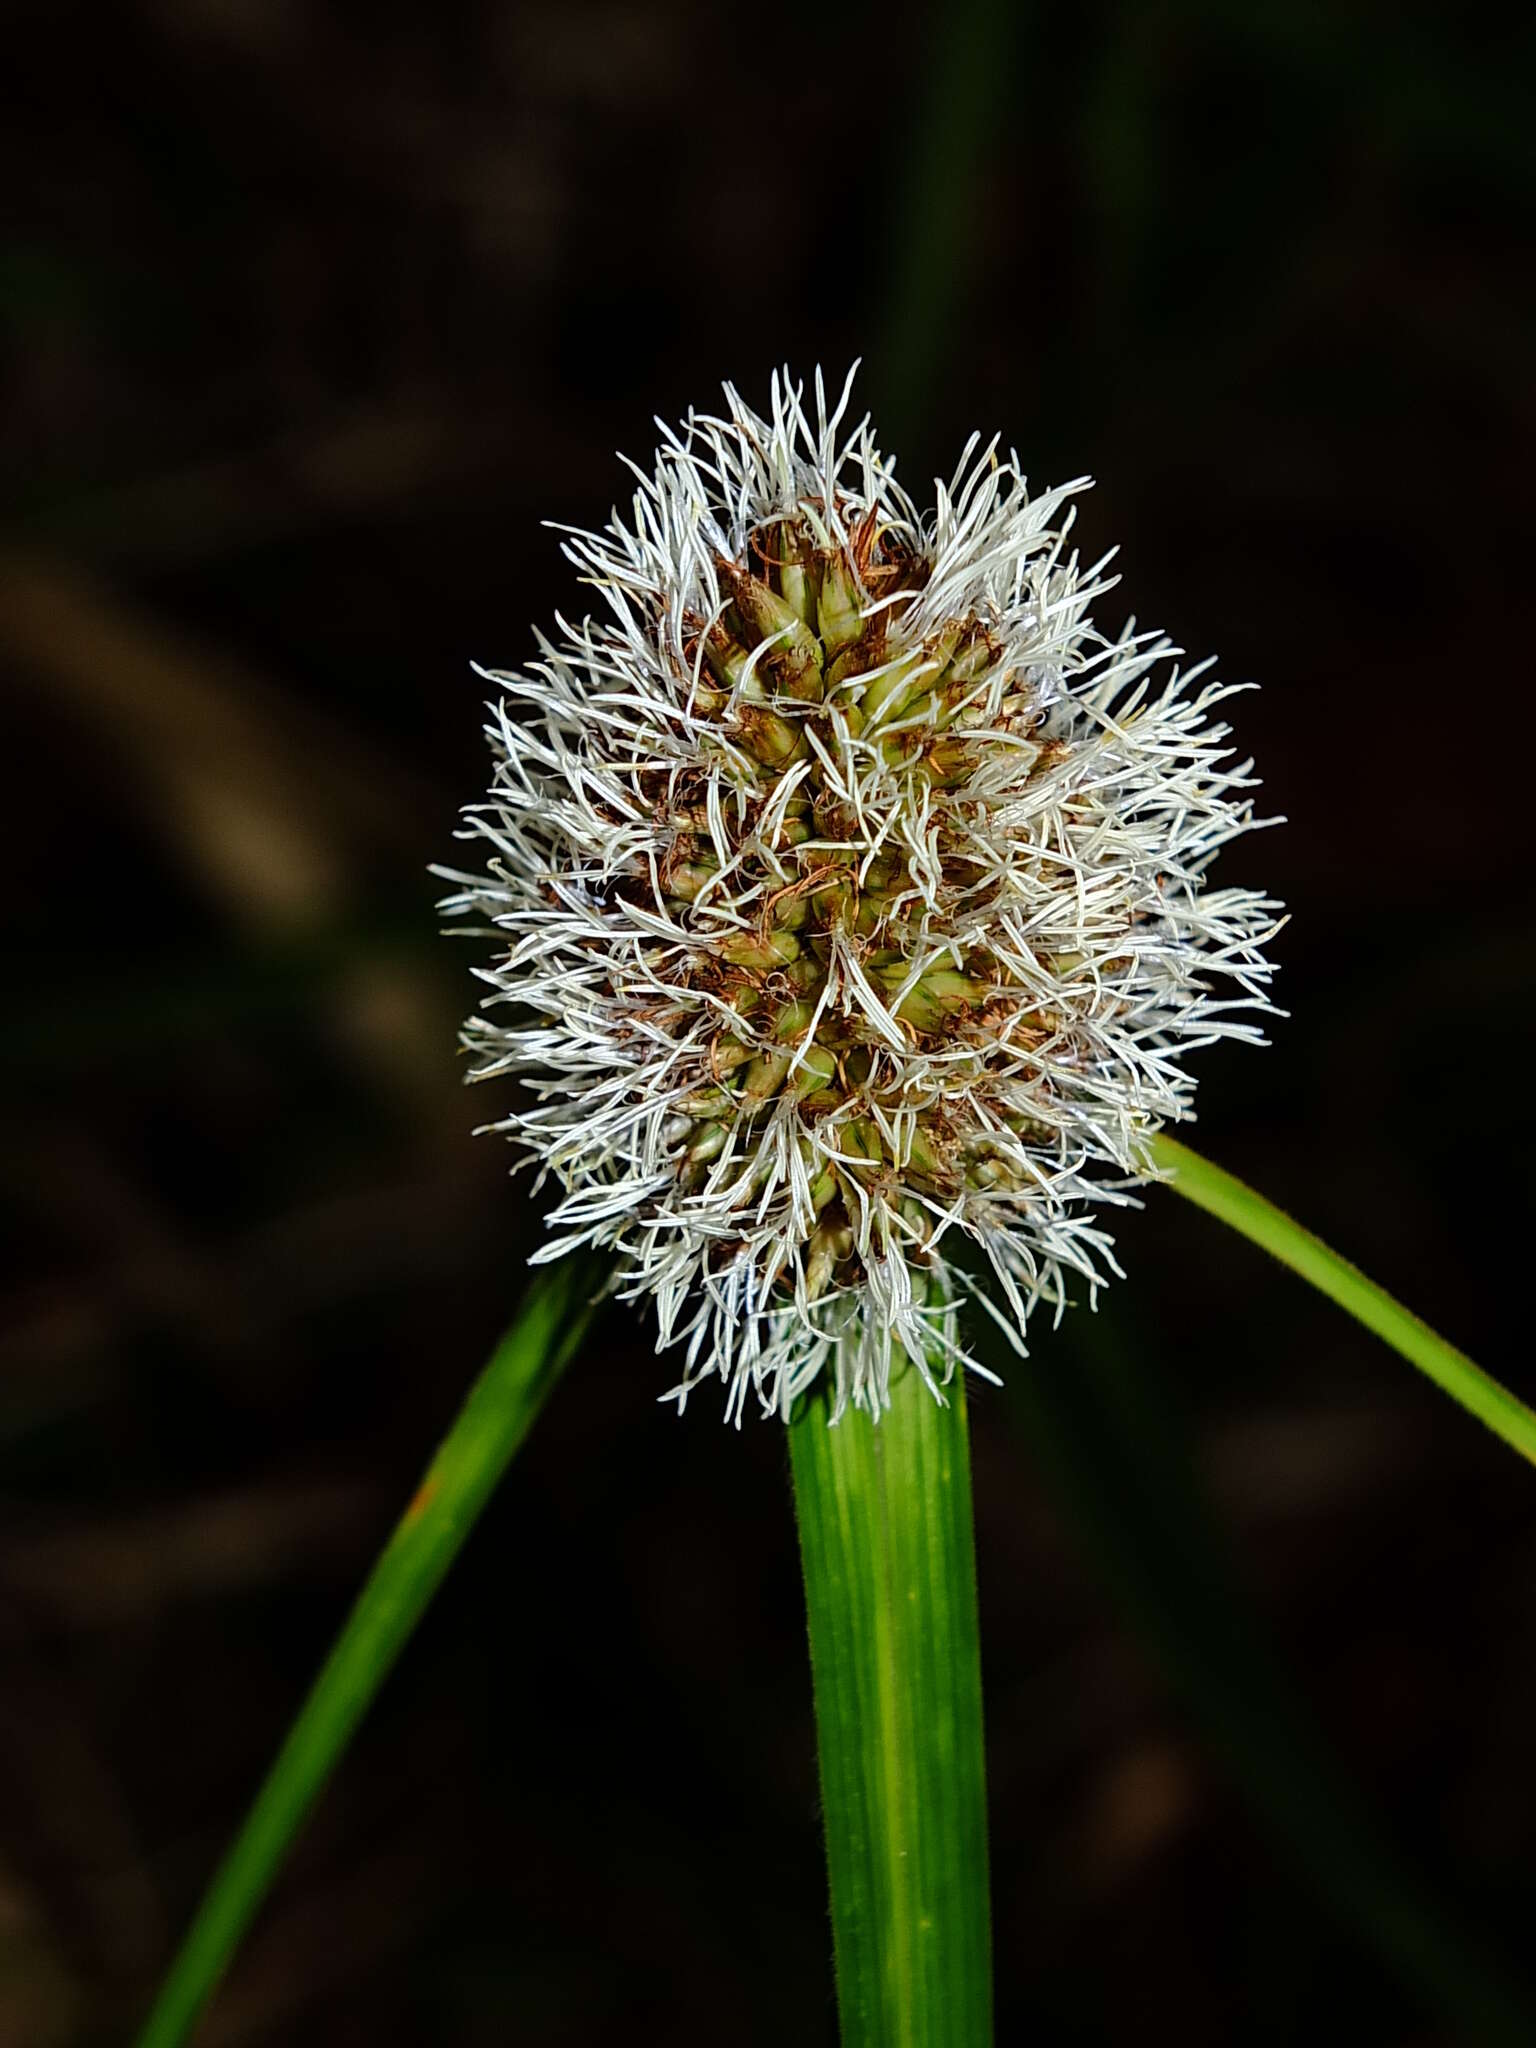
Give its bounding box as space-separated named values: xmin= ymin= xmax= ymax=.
xmin=136 ymin=1258 xmax=599 ymax=2048
xmin=985 ymin=1293 xmax=1536 ymax=2044
xmin=1151 ymin=1134 xmax=1536 ymax=1467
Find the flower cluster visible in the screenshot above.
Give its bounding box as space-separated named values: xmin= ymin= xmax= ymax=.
xmin=438 ymin=368 xmax=1279 ymax=1422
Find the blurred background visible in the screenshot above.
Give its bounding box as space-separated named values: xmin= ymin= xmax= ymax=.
xmin=3 ymin=1 xmax=1533 ymax=2042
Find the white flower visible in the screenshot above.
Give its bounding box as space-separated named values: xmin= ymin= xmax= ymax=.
xmin=437 ymin=367 xmax=1281 ymax=1424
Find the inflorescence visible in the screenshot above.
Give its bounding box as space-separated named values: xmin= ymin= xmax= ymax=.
xmin=438 ymin=368 xmax=1280 ymax=1423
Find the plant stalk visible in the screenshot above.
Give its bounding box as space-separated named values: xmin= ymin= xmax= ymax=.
xmin=790 ymin=1360 xmax=992 ymax=2048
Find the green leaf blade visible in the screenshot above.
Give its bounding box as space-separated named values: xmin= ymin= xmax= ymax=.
xmin=983 ymin=1295 xmax=1536 ymax=2044
xmin=136 ymin=1258 xmax=599 ymax=2048
xmin=1151 ymin=1134 xmax=1536 ymax=1467
xmin=790 ymin=1364 xmax=991 ymax=2048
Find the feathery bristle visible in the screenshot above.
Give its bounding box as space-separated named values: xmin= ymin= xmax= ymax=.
xmin=436 ymin=367 xmax=1282 ymax=1423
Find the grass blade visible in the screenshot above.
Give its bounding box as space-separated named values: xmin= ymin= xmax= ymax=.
xmin=136 ymin=1258 xmax=600 ymax=2048
xmin=789 ymin=1360 xmax=992 ymax=2048
xmin=1152 ymin=1134 xmax=1536 ymax=1467
xmin=984 ymin=1293 xmax=1536 ymax=2043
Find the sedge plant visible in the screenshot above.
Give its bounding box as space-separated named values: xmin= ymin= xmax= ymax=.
xmin=137 ymin=370 xmax=1536 ymax=2048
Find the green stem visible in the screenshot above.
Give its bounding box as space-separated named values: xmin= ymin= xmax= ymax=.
xmin=789 ymin=1361 xmax=992 ymax=2048
xmin=136 ymin=1259 xmax=600 ymax=2048
xmin=1152 ymin=1134 xmax=1536 ymax=1467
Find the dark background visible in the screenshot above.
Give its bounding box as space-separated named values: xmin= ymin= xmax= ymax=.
xmin=4 ymin=2 xmax=1534 ymax=2042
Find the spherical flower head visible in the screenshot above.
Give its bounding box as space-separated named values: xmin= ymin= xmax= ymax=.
xmin=439 ymin=368 xmax=1280 ymax=1424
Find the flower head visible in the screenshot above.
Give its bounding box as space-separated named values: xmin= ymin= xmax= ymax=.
xmin=439 ymin=368 xmax=1280 ymax=1423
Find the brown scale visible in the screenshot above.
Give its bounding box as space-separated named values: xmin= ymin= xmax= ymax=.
xmin=638 ymin=506 xmax=1076 ymax=1296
